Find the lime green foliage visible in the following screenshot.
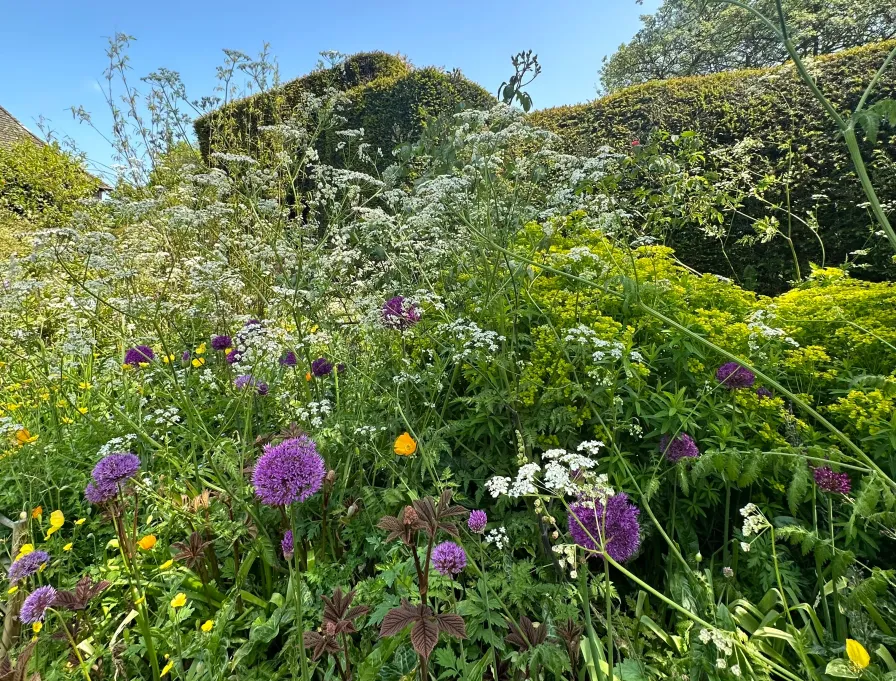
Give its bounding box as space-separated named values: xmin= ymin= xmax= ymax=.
xmin=773 ymin=268 xmax=896 ymax=371
xmin=0 ymin=139 xmax=100 ymax=256
xmin=530 ymin=40 xmax=896 ymax=291
xmin=194 ymin=51 xmax=494 ymax=169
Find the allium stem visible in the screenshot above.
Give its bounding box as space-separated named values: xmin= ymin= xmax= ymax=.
xmin=54 ymin=609 xmax=92 ymax=681
xmin=290 ymin=508 xmax=310 ymax=681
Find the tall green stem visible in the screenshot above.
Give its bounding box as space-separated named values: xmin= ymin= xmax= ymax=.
xmin=290 ymin=509 xmax=310 ymax=681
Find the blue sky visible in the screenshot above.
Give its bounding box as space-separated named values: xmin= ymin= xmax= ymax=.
xmin=0 ymin=0 xmax=658 ymax=179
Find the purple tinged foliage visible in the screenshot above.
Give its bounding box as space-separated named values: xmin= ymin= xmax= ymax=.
xmin=467 ymin=510 xmax=487 ymax=534
xmin=568 ymin=492 xmax=641 ymax=563
xmin=124 ymin=345 xmax=155 ymax=366
xmin=381 ymin=296 xmax=420 ymax=330
xmin=311 ymin=358 xmax=333 ymax=377
xmin=20 ymin=586 xmax=57 ymax=624
xmin=715 ymin=362 xmax=756 ymax=389
xmin=8 ymin=551 xmax=50 ymax=584
xmin=431 ymin=541 xmax=467 ymax=576
xmin=211 ymin=335 xmax=232 ymax=351
xmin=252 ymin=436 xmax=326 ymax=506
xmin=814 ymin=467 xmax=851 ymax=494
xmin=92 ymin=453 xmax=140 ymax=486
xmin=660 ymin=434 xmax=700 ymax=463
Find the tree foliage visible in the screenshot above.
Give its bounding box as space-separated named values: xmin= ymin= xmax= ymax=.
xmin=600 ymin=0 xmax=896 ymax=92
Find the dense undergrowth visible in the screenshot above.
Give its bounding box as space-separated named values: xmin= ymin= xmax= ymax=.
xmin=1 ymin=43 xmax=896 ymax=681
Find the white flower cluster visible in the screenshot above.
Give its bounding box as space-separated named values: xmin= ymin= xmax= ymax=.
xmin=551 ymin=543 xmax=578 ymax=578
xmin=98 ymin=434 xmax=138 ymax=457
xmin=740 ymin=503 xmax=768 ymax=537
xmin=486 ymin=442 xmax=606 ymax=500
xmin=484 ymin=527 xmax=509 ymax=550
xmin=440 ymin=318 xmax=505 ymax=362
xmin=697 ymin=628 xmax=738 ymax=675
xmin=746 ymin=309 xmax=798 ymax=354
xmin=296 ymin=399 xmax=332 ymax=428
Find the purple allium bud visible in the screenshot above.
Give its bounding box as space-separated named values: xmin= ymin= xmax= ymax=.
xmin=431 ymin=541 xmax=467 ymax=576
xmin=715 ymin=362 xmax=755 ymax=389
xmin=757 ymin=387 xmax=773 ymax=399
xmin=92 ymin=453 xmax=140 ymax=487
xmin=281 ymin=530 xmax=294 ymax=560
xmin=181 ymin=350 xmax=191 ymax=364
xmin=234 ymin=374 xmax=266 ymax=395
xmin=211 ymin=335 xmax=232 ymax=351
xmin=8 ymin=551 xmax=50 ymax=584
xmin=467 ymin=510 xmax=487 ymax=534
xmin=381 ymin=296 xmax=420 ymax=330
xmin=279 ymin=350 xmax=297 ymax=367
xmin=813 ymin=467 xmax=851 ymax=494
xmin=226 ymin=349 xmax=241 ymax=365
xmin=124 ymin=345 xmax=155 ymax=366
xmin=20 ymin=585 xmax=56 ymax=624
xmin=659 ymin=434 xmax=700 ymax=463
xmin=311 ymin=357 xmax=333 ymax=377
xmin=336 ymin=363 xmax=346 ymax=374
xmin=568 ymin=493 xmax=641 ymax=563
xmin=85 ymin=480 xmax=117 ymax=504
xmin=252 ymin=436 xmax=326 ymax=506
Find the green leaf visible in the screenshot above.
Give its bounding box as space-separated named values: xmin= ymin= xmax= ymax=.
xmin=825 ymin=659 xmax=859 ymax=678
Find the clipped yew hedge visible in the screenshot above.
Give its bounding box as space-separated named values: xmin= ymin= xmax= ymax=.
xmin=530 ymin=40 xmax=896 ymax=292
xmin=195 ymin=51 xmax=494 ymax=169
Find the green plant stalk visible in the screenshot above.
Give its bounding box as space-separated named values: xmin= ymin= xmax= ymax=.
xmin=812 ymin=487 xmax=833 ymax=633
xmin=578 ymin=570 xmax=606 ymax=681
xmin=53 ymin=609 xmax=92 ymax=681
xmin=828 ymin=496 xmax=846 ymax=642
xmin=604 ymin=557 xmax=614 ymax=681
xmin=290 ymin=509 xmax=310 ymax=681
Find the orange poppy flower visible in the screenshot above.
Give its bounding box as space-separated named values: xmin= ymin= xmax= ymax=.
xmin=394 ymin=432 xmax=417 ymax=456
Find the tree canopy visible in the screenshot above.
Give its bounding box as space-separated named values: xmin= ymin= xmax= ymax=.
xmin=600 ymin=0 xmax=896 ymax=92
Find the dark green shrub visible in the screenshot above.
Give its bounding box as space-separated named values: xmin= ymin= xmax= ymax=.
xmin=194 ymin=52 xmax=495 ymax=170
xmin=530 ymin=40 xmax=896 ymax=292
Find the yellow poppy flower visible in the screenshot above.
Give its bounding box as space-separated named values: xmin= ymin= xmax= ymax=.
xmin=170 ymin=593 xmax=187 ymax=608
xmin=45 ymin=510 xmax=64 ymax=538
xmin=16 ymin=544 xmax=34 ymax=560
xmin=846 ymin=639 xmax=870 ymax=669
xmin=75 ymin=518 xmax=86 ymax=526
xmin=191 ymin=357 xmax=205 ymax=368
xmin=16 ymin=429 xmax=38 ymax=445
xmin=394 ymin=432 xmax=417 ymax=456
xmin=138 ymin=535 xmax=157 ymax=550
xmin=63 ymin=543 xmax=73 ymax=552
xmin=32 ymin=622 xmax=41 ymax=634
xmin=161 ymin=660 xmax=174 ymax=676
xmin=7 ymin=586 xmax=17 ymax=595
xmin=201 ymin=620 xmax=214 ymax=632
xmin=196 ymin=343 xmax=207 ymax=355
xmin=159 ymin=559 xmax=175 ymax=571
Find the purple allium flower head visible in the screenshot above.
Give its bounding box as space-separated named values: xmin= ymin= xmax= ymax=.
xmin=468 ymin=510 xmax=487 ymax=534
xmin=252 ymin=436 xmax=326 ymax=506
xmin=124 ymin=345 xmax=155 ymax=366
xmin=234 ymin=374 xmax=267 ymax=395
xmin=568 ymin=492 xmax=641 ymax=563
xmin=757 ymin=387 xmax=773 ymax=399
xmin=256 ymin=381 xmax=269 ymax=396
xmin=92 ymin=453 xmax=140 ymax=487
xmin=715 ymin=362 xmax=755 ymax=389
xmin=279 ymin=350 xmax=297 ymax=367
xmin=20 ymin=586 xmax=56 ymax=624
xmin=381 ymin=296 xmax=420 ymax=330
xmin=813 ymin=467 xmax=851 ymax=494
xmin=431 ymin=541 xmax=467 ymax=576
xmin=281 ymin=530 xmax=294 ymax=560
xmin=337 ymin=363 xmax=346 ymax=374
xmin=211 ymin=335 xmax=232 ymax=351
xmin=311 ymin=357 xmax=333 ymax=377
xmin=85 ymin=480 xmax=116 ymax=504
xmin=226 ymin=349 xmax=241 ymax=365
xmin=659 ymin=434 xmax=700 ymax=463
xmin=8 ymin=551 xmax=50 ymax=584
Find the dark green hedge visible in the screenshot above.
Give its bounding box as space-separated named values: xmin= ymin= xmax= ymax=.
xmin=195 ymin=52 xmax=494 ymax=169
xmin=530 ymin=40 xmax=896 ymax=292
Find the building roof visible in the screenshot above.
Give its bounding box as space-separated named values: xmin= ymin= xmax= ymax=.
xmin=0 ymin=104 xmax=44 ymax=148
